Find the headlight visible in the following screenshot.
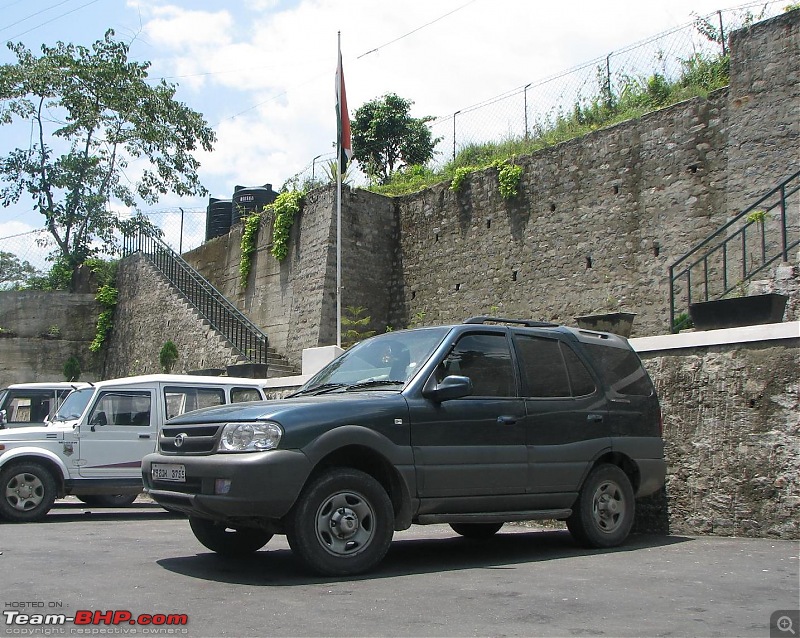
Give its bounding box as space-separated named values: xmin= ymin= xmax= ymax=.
xmin=218 ymin=421 xmax=282 ymax=452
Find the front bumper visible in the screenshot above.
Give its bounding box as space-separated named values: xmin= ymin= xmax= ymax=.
xmin=142 ymin=449 xmax=312 ymax=521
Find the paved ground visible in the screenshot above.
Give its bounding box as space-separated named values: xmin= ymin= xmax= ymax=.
xmin=0 ymin=498 xmax=797 ymax=638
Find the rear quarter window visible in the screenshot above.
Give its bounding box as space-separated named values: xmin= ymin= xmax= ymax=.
xmin=582 ymin=343 xmax=654 ymax=397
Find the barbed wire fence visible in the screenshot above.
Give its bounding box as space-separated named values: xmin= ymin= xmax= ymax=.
xmin=0 ymin=1 xmax=784 ymax=282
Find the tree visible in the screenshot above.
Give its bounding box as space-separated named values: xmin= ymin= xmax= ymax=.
xmin=0 ymin=30 xmax=216 ymax=271
xmin=351 ymin=93 xmax=439 ymax=184
xmin=0 ymin=250 xmax=39 ymax=289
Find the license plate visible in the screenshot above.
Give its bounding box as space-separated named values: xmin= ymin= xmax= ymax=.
xmin=151 ymin=463 xmax=185 ymax=482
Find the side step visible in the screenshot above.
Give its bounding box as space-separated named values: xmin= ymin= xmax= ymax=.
xmin=416 ymin=509 xmax=572 ymax=525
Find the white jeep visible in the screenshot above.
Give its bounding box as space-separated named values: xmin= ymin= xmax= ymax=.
xmin=0 ymin=374 xmax=268 ymax=522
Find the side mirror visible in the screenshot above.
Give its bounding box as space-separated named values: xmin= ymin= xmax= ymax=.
xmin=0 ymin=408 xmax=6 ymax=425
xmin=422 ymin=375 xmax=473 ymax=402
xmin=89 ymin=411 xmax=107 ymax=431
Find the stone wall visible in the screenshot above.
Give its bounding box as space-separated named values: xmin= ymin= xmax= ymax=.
xmin=393 ymin=94 xmax=730 ymax=334
xmin=104 ymin=254 xmax=245 ymax=378
xmin=641 ymin=337 xmax=799 ymax=539
xmin=0 ymin=291 xmax=103 ymax=387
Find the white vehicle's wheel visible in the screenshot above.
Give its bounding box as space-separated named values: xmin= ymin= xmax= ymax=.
xmin=0 ymin=462 xmax=58 ymax=522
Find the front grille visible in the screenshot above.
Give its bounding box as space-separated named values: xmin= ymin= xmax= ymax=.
xmin=160 ymin=423 xmax=221 ymax=454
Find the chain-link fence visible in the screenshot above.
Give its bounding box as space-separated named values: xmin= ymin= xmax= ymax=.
xmin=287 ymin=1 xmax=783 ymax=187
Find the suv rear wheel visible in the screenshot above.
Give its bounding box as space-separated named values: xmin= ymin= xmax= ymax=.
xmin=287 ymin=468 xmax=394 ymax=576
xmin=189 ymin=516 xmax=273 ymax=557
xmin=567 ymin=464 xmax=634 ymax=548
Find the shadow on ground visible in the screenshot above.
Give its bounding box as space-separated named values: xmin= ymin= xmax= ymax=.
xmin=156 ymin=529 xmax=692 ymax=586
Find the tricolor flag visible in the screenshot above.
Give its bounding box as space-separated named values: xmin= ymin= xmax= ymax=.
xmin=335 ymin=47 xmax=352 ymax=174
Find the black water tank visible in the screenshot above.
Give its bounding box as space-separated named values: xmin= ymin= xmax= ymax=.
xmin=231 ymin=183 xmax=278 ymax=225
xmin=205 ymin=198 xmax=233 ymax=241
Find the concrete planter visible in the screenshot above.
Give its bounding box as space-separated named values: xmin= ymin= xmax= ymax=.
xmin=689 ymin=293 xmax=788 ymax=330
xmin=226 ymin=363 xmax=268 ymax=379
xmin=574 ymin=312 xmax=636 ymax=337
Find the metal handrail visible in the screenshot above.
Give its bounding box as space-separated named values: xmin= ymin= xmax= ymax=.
xmin=669 ymin=170 xmax=799 ymax=332
xmin=122 ymin=228 xmax=269 ymax=364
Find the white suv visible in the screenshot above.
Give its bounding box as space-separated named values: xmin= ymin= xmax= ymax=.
xmin=0 ymin=374 xmax=269 ymax=522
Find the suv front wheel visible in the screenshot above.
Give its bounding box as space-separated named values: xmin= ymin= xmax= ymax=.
xmin=567 ymin=464 xmax=634 ymax=548
xmin=287 ymin=468 xmax=394 ymax=576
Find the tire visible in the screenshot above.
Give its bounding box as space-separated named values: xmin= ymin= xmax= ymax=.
xmin=0 ymin=462 xmax=58 ymax=522
xmin=450 ymin=522 xmax=504 ymax=539
xmin=286 ymin=468 xmax=394 ymax=576
xmin=567 ymin=464 xmax=635 ymax=548
xmin=78 ymin=494 xmax=138 ymax=507
xmin=189 ymin=516 xmax=273 ymax=557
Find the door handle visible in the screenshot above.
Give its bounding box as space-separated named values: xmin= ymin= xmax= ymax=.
xmin=139 ymin=434 xmax=151 ymax=439
xmin=497 ymin=415 xmax=518 ymax=425
xmin=587 ymin=414 xmax=604 ymax=423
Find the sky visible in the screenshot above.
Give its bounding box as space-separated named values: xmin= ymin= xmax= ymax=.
xmin=0 ymin=0 xmax=786 ymax=269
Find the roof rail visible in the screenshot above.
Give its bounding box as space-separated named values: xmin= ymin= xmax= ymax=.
xmin=463 ymin=316 xmax=559 ymax=328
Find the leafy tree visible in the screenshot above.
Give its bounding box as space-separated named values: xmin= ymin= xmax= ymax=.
xmin=352 ymin=93 xmax=440 ymax=184
xmin=0 ymin=30 xmax=216 ymax=273
xmin=0 ymin=250 xmax=39 ymax=289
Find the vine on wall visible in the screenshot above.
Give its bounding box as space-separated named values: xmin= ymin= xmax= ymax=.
xmin=239 ymin=211 xmax=262 ymax=287
xmin=238 ymin=190 xmax=305 ymax=289
xmin=270 ymin=190 xmax=305 ymax=261
xmin=494 ymin=158 xmax=523 ymax=199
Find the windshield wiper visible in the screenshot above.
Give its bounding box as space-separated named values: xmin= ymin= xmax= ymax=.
xmin=344 ymin=380 xmax=405 ymax=392
xmin=288 ymin=383 xmax=349 ymax=397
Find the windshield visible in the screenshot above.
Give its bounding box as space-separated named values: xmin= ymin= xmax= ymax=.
xmin=297 ymin=327 xmax=450 ymax=395
xmin=52 ymin=387 xmax=94 ymax=422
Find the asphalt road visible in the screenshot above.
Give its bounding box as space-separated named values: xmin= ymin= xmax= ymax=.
xmin=1 ymin=498 xmax=797 ymax=638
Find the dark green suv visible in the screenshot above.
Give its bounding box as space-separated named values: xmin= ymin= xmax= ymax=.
xmin=143 ymin=318 xmax=665 ymax=576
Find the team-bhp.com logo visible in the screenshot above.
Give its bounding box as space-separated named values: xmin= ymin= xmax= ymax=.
xmin=4 ymin=609 xmax=188 ymax=630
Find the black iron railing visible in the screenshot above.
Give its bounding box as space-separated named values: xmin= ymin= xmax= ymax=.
xmin=669 ymin=170 xmax=800 ymax=332
xmin=122 ymin=228 xmax=269 ymax=364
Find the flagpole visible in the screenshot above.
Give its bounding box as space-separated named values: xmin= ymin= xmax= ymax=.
xmin=336 ymin=31 xmax=342 ymax=349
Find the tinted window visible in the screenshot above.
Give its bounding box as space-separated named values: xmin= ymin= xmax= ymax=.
xmin=89 ymin=391 xmax=152 ymax=426
xmin=582 ymin=344 xmax=653 ymax=396
xmin=442 ymin=333 xmax=515 ymax=397
xmin=164 ymin=386 xmax=226 ymax=419
xmin=562 ymin=346 xmax=597 ymax=396
xmin=515 ymin=336 xmax=571 ymax=397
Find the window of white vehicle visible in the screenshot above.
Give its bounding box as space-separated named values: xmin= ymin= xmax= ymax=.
xmin=231 ymin=387 xmax=263 ymax=403
xmin=88 ymin=391 xmax=152 ymax=427
xmin=163 ymin=386 xmax=225 ymax=419
xmin=52 ymin=387 xmax=94 ymax=422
